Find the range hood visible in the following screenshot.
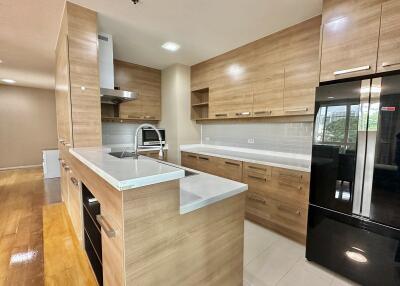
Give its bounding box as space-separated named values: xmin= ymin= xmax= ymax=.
xmin=98 ymin=33 xmax=137 ymax=104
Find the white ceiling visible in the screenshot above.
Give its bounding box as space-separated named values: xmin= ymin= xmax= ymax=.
xmin=0 ymin=0 xmax=65 ymax=89
xmin=0 ymin=0 xmax=322 ymax=89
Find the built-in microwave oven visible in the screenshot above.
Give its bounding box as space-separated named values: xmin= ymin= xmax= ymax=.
xmin=140 ymin=128 xmax=166 ymax=146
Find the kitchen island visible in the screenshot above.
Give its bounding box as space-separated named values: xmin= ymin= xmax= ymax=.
xmin=61 ymin=147 xmax=247 ymax=286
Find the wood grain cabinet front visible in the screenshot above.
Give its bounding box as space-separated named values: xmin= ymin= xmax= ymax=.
xmin=181 ymin=152 xmax=199 ymax=170
xmin=377 ymin=0 xmax=400 ymax=73
xmin=67 ymin=169 xmax=83 ymax=244
xmin=320 ymin=0 xmax=382 ymax=82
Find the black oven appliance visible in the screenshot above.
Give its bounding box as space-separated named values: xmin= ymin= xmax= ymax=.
xmin=140 ymin=128 xmax=166 ymax=147
xmin=307 ymin=74 xmax=400 ymax=286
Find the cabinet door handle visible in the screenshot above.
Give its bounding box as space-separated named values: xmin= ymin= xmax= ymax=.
xmin=248 ymin=193 xmax=266 ymax=204
xmin=198 ymin=156 xmax=209 ymax=161
xmin=248 ymin=165 xmax=267 ymax=172
xmin=285 ymin=107 xmax=308 ymax=113
xmin=382 ymin=62 xmax=400 ymax=68
xmin=96 ymin=215 xmax=116 ymax=238
xmin=143 ymin=115 xmax=155 ymax=119
xmin=215 ymin=113 xmax=228 ymax=117
xmin=248 ymin=174 xmax=267 ymax=182
xmin=128 ymin=115 xmax=141 ymax=119
xmin=70 ymin=177 xmax=78 ymax=187
xmin=59 ymin=139 xmax=65 ymax=143
xmin=254 ymin=111 xmax=271 ymax=116
xmin=225 ymin=161 xmax=240 ymax=167
xmin=188 ymin=155 xmax=197 ymax=159
xmin=235 ymin=112 xmax=251 ymax=116
xmin=334 ymin=65 xmax=370 ymax=76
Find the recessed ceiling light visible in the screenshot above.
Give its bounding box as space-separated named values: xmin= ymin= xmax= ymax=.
xmin=1 ymin=79 xmax=16 ymax=84
xmin=0 ymin=59 xmax=3 ymax=64
xmin=162 ymin=42 xmax=180 ymax=52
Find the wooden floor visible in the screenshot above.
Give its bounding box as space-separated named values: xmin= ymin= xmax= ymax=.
xmin=0 ymin=167 xmax=97 ymax=286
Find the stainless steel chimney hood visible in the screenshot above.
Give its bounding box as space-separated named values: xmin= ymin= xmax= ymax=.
xmin=98 ymin=33 xmax=137 ymax=104
xmin=100 ymin=88 xmax=137 ymax=104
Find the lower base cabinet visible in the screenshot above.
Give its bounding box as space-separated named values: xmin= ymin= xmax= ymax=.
xmin=181 ymin=151 xmax=310 ymax=243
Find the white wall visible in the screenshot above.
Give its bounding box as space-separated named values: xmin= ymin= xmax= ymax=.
xmin=159 ymin=64 xmax=200 ymax=164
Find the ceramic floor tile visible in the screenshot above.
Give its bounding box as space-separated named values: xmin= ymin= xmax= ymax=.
xmin=276 ymin=258 xmax=334 ymax=286
xmin=244 ymin=236 xmax=304 ymax=286
xmin=244 ymin=220 xmax=280 ymax=265
xmin=330 ymin=275 xmax=360 ymax=286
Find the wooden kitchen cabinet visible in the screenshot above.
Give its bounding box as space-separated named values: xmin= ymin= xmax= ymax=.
xmin=252 ymin=67 xmax=284 ymax=117
xmin=283 ymin=16 xmax=320 ymax=115
xmin=181 ymin=152 xmax=199 ymax=170
xmin=139 ymin=150 xmax=168 ymax=161
xmin=377 ymin=0 xmax=400 ymax=73
xmin=320 ymin=0 xmax=382 ymax=82
xmin=214 ymin=157 xmax=243 ymax=181
xmin=191 ymin=61 xmax=211 ymax=91
xmin=55 ymin=2 xmax=102 ymax=150
xmin=243 ymin=162 xmax=309 ymax=243
xmin=115 ymin=60 xmax=161 ymax=121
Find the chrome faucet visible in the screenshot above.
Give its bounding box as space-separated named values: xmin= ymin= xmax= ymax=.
xmin=134 ymin=123 xmax=164 ymax=160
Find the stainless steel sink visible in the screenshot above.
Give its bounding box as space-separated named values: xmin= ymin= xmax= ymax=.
xmin=108 ymin=151 xmax=198 ymax=177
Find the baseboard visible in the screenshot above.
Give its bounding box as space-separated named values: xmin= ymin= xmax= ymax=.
xmin=0 ymin=164 xmax=42 ymax=171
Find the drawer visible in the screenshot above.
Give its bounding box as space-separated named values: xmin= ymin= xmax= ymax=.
xmin=197 ymin=154 xmax=217 ymax=174
xmin=272 ymin=167 xmax=308 ymax=184
xmin=243 ymin=162 xmax=272 ymax=196
xmin=181 ymin=152 xmax=198 ymax=169
xmin=245 ymin=194 xmax=308 ymax=243
xmin=216 ymin=158 xmax=243 ymax=181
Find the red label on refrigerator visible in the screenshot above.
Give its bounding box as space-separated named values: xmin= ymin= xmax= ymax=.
xmin=381 ymin=106 xmax=396 ymax=112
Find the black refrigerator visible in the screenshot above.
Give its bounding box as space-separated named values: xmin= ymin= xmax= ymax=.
xmin=306 ymin=74 xmax=400 ymax=286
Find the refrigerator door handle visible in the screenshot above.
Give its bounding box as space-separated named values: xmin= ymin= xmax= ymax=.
xmin=361 ymin=77 xmax=382 ymax=217
xmin=352 ymin=79 xmax=372 ymax=215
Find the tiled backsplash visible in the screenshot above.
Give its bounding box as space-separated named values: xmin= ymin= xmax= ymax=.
xmin=102 ymin=122 xmax=144 ymax=145
xmin=201 ymin=122 xmax=313 ymax=155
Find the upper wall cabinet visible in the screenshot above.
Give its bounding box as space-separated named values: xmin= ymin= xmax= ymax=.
xmin=377 ymin=0 xmax=400 ymax=73
xmin=283 ymin=16 xmax=321 ymax=115
xmin=115 ymin=60 xmax=162 ymax=121
xmin=320 ymin=0 xmax=382 ymax=82
xmin=191 ymin=16 xmax=321 ymax=121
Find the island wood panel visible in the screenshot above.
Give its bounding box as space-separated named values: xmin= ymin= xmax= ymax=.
xmin=115 ymin=60 xmax=161 ymax=120
xmin=283 ymin=16 xmax=321 ymax=115
xmin=320 ymin=0 xmax=382 ymax=82
xmin=377 ymin=0 xmax=400 ymax=73
xmin=123 ymin=182 xmax=245 ymax=286
xmin=67 ymin=154 xmax=125 ymax=286
xmin=66 ymin=2 xmax=102 ymax=147
xmin=67 ymin=168 xmax=84 ymax=244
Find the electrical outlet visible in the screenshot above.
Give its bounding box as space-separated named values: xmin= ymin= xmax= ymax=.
xmin=248 ymin=138 xmax=255 ymax=144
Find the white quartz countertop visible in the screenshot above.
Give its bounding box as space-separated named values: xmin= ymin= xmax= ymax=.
xmin=180 ymin=144 xmax=311 ymax=172
xmin=103 ymin=144 xmax=168 ymax=152
xmin=70 ymin=147 xmax=247 ymax=214
xmin=70 ymin=147 xmax=184 ymax=191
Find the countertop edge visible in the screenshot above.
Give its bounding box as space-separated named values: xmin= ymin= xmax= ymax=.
xmin=180 ymin=147 xmax=311 ymax=173
xmin=179 ymin=184 xmax=248 ymax=215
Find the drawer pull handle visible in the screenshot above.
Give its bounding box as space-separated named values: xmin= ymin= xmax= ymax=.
xmin=248 ymin=193 xmax=266 ymax=204
xmin=143 ymin=115 xmax=155 ymax=119
xmin=278 ymin=181 xmax=302 ymax=190
xmin=334 ymin=65 xmax=370 ymax=76
xmin=188 ymin=155 xmax=197 ymax=159
xmin=254 ymin=110 xmax=272 ymax=116
xmin=225 ymin=161 xmax=240 ymax=167
xmin=199 ymin=156 xmax=209 ymax=161
xmin=235 ymin=112 xmax=251 ymax=116
xmin=58 ymin=139 xmax=65 ymax=143
xmin=285 ymin=107 xmax=308 ymax=113
xmin=248 ymin=165 xmax=267 ymax=172
xmin=215 ymin=113 xmax=228 ymax=117
xmin=279 ymin=173 xmax=303 ymax=180
xmin=248 ymin=174 xmax=267 ymax=182
xmin=382 ymin=62 xmax=400 ymax=68
xmin=70 ymin=177 xmax=78 ymax=187
xmin=96 ymin=215 xmax=116 ymax=238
